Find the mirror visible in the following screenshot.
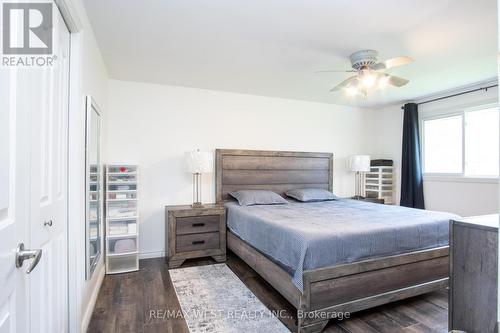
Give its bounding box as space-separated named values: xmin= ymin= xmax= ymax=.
xmin=85 ymin=96 xmax=103 ymax=279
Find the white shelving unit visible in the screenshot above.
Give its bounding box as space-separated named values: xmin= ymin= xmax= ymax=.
xmin=105 ymin=164 xmax=139 ymax=274
xmin=365 ymin=165 xmax=394 ymax=204
xmin=89 ymin=165 xmax=101 ymax=267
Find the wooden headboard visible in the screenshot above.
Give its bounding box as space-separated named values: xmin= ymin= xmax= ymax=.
xmin=215 ymin=149 xmax=333 ymax=203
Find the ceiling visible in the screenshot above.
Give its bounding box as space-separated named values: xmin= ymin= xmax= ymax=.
xmin=83 ymin=0 xmax=498 ymax=108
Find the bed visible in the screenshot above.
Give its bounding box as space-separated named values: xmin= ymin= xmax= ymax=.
xmin=215 ymin=149 xmax=454 ymax=333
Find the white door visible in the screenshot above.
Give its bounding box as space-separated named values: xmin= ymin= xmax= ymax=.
xmin=0 ymin=60 xmax=29 ymax=333
xmin=0 ymin=2 xmax=71 ymax=332
xmin=28 ymin=5 xmax=70 ymax=332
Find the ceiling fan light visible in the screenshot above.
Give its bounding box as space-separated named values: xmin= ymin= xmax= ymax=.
xmin=344 ymin=86 xmax=358 ymax=96
xmin=361 ymin=73 xmax=376 ymax=88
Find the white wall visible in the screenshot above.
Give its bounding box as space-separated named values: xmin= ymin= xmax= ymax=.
xmin=105 ymin=79 xmax=371 ymax=258
xmin=423 ymin=180 xmax=498 ymax=216
xmin=64 ymin=0 xmax=108 ymax=332
xmin=366 ymin=83 xmax=499 ymax=217
xmin=364 ymin=104 xmax=404 ymax=203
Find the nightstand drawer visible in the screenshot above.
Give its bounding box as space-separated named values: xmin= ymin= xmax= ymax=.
xmin=176 ymin=232 xmax=220 ymax=252
xmin=176 ymin=215 xmax=220 ymax=235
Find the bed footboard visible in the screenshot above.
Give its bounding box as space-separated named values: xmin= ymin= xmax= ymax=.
xmin=227 ymin=231 xmax=449 ymax=333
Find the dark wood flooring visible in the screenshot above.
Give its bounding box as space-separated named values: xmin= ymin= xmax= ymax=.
xmin=88 ymin=253 xmax=448 ymax=333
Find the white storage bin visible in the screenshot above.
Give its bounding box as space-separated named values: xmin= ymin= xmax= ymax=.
xmin=107 ymin=254 xmax=138 ymax=273
xmin=108 ymin=184 xmax=137 ymax=191
xmin=108 ymin=237 xmax=137 ymax=255
xmin=108 ymin=219 xmax=137 ymax=236
xmin=107 ymin=173 xmax=136 ymax=183
xmin=107 ymin=165 xmax=137 ymax=173
xmin=107 ymin=201 xmax=137 ymax=218
xmin=107 ymin=191 xmax=137 ymax=200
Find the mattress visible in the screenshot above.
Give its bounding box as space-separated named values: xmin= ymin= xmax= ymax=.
xmin=225 ymin=199 xmax=458 ymax=292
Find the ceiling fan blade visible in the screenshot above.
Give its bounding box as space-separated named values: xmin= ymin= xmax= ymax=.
xmin=371 ymin=63 xmax=386 ymax=70
xmin=329 ymin=75 xmax=358 ymax=92
xmin=383 ymin=56 xmax=413 ymax=69
xmin=315 ymin=70 xmax=357 ymax=73
xmin=387 ymin=75 xmax=409 ymax=87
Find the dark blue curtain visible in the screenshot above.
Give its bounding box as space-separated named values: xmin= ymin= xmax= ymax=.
xmin=400 ymin=103 xmax=425 ymax=209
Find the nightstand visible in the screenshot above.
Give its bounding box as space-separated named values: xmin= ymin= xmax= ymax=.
xmin=165 ymin=204 xmax=226 ymax=268
xmin=352 ymin=197 xmax=385 ymax=204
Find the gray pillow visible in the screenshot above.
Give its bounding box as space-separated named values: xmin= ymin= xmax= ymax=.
xmin=285 ymin=188 xmax=338 ymax=202
xmin=229 ymin=190 xmax=288 ymax=206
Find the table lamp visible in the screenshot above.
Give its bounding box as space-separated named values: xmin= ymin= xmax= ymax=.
xmin=348 ymin=155 xmax=370 ymax=199
xmin=185 ymin=150 xmax=213 ymax=208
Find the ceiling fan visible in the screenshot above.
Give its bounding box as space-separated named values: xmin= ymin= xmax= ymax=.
xmin=317 ymin=50 xmax=412 ymax=96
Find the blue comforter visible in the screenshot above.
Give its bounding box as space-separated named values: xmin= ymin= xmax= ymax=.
xmin=225 ymin=199 xmax=457 ymax=292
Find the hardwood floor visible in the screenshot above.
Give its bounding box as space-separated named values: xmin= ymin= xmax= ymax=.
xmin=88 ymin=253 xmax=448 ymax=333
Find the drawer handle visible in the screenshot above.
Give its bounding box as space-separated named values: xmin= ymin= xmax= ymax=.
xmin=192 ymin=223 xmax=205 ymax=227
xmin=192 ymin=240 xmax=205 ymax=245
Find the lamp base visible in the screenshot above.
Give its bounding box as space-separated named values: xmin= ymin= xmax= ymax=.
xmin=191 ymin=202 xmax=204 ymax=208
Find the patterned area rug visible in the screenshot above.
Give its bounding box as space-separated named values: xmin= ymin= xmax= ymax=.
xmin=169 ymin=264 xmax=290 ymax=333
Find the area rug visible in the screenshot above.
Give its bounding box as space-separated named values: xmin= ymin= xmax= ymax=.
xmin=169 ymin=264 xmax=290 ymax=333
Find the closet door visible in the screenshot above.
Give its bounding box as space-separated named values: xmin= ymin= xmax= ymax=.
xmin=27 ymin=5 xmax=71 ymax=332
xmin=0 ymin=60 xmax=29 ymax=333
xmin=0 ymin=2 xmax=71 ymax=332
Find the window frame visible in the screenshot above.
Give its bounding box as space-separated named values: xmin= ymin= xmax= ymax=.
xmin=420 ymin=102 xmax=499 ymax=183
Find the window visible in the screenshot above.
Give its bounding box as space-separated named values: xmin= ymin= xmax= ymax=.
xmin=465 ymin=107 xmax=499 ymax=176
xmin=422 ymin=105 xmax=499 ymax=178
xmin=423 ymin=115 xmax=462 ymax=174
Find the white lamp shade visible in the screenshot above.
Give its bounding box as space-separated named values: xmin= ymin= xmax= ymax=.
xmin=185 ymin=151 xmax=213 ymax=173
xmin=348 ymin=155 xmax=371 ymax=172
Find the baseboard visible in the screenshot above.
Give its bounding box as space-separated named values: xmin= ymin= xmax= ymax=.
xmin=139 ymin=250 xmax=165 ymax=260
xmin=81 ymin=264 xmax=105 ymax=333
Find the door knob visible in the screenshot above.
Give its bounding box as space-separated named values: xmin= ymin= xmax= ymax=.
xmin=44 ymin=219 xmax=53 ymax=227
xmin=15 ymin=243 xmax=42 ymax=274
